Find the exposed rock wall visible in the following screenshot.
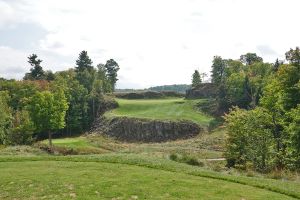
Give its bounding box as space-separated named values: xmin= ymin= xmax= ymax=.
xmin=185 ymin=83 xmax=217 ymax=99
xmin=92 ymin=116 xmax=202 ymax=142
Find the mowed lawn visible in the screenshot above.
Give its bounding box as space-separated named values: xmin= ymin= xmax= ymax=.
xmin=105 ymin=98 xmax=213 ymax=126
xmin=0 ymin=160 xmax=296 ymax=200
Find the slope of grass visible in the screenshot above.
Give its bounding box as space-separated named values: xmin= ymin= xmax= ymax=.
xmin=105 ymin=98 xmax=213 ymax=126
xmin=37 ymin=137 xmax=110 ymax=155
xmin=0 ymin=155 xmax=299 ymax=199
xmin=35 ymin=128 xmax=225 ymax=159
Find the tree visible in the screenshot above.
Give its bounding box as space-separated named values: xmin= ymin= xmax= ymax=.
xmin=224 ymin=107 xmax=275 ymax=172
xmin=288 ymin=105 xmax=300 ymax=168
xmin=285 ymin=47 xmax=300 ymax=67
xmin=53 ymin=70 xmax=89 ymax=134
xmin=75 ymin=50 xmax=93 ymax=72
xmin=45 ymin=70 xmax=55 ymax=81
xmin=97 ymin=64 xmax=112 ymax=93
xmin=24 ymin=54 xmax=46 ymax=80
xmin=75 ymin=51 xmax=95 ymax=92
xmin=8 ymin=110 xmax=35 ymax=145
xmin=211 ymin=56 xmax=226 ymax=85
xmin=104 ymin=59 xmax=120 ymax=91
xmin=192 ymin=70 xmax=202 ymax=87
xmin=240 ymin=53 xmax=263 ymax=65
xmin=273 ymin=59 xmax=283 ymax=72
xmin=28 ymin=90 xmax=68 ymax=146
xmin=0 ymin=91 xmax=12 ymax=145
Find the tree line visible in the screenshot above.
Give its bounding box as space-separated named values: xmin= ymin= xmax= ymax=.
xmin=0 ymin=51 xmax=119 ymax=146
xmin=209 ymin=47 xmax=300 ymax=172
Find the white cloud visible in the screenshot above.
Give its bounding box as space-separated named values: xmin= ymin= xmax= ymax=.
xmin=0 ymin=46 xmax=29 ymax=79
xmin=0 ymin=0 xmax=300 ymax=88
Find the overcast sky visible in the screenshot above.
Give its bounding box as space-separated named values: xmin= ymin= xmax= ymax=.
xmin=0 ymin=0 xmax=299 ymax=88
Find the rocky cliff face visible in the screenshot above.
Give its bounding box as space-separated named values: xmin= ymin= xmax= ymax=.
xmin=92 ymin=116 xmax=202 ymax=142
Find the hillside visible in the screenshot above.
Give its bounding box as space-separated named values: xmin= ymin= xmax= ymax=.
xmin=105 ymin=98 xmax=213 ymax=126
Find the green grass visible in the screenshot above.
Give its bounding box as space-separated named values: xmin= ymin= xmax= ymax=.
xmin=38 ymin=137 xmax=110 ymax=155
xmin=0 ymin=155 xmax=299 ymax=200
xmin=36 ymin=128 xmax=225 ymax=160
xmin=42 ymin=137 xmax=91 ymax=148
xmin=105 ymin=98 xmax=213 ymax=126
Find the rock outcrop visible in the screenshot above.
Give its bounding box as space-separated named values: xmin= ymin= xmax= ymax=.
xmin=92 ymin=116 xmax=202 ymax=142
xmin=185 ymin=83 xmax=216 ymax=99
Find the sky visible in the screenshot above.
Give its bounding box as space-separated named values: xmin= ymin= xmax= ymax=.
xmin=0 ymin=0 xmax=300 ymax=89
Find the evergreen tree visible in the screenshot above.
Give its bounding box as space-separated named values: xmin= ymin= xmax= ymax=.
xmin=75 ymin=50 xmax=93 ymax=72
xmin=273 ymin=59 xmax=281 ymax=72
xmin=104 ymin=59 xmax=120 ymax=91
xmin=24 ymin=54 xmax=46 ymax=80
xmin=75 ymin=51 xmax=95 ymax=92
xmin=192 ymin=70 xmax=201 ymax=87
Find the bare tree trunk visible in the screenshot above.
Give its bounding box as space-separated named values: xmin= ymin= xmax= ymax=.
xmin=48 ymin=131 xmax=52 ymax=147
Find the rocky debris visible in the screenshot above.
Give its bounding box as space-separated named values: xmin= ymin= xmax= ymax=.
xmin=91 ymin=116 xmax=202 ymax=142
xmin=185 ymin=83 xmax=216 ymax=99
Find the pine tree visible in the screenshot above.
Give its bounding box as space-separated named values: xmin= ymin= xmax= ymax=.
xmin=24 ymin=54 xmax=46 ymax=80
xmin=192 ymin=70 xmax=201 ymax=87
xmin=75 ymin=51 xmax=93 ymax=72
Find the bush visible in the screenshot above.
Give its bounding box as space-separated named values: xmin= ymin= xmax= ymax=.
xmin=224 ymin=107 xmax=275 ymax=172
xmin=169 ymin=153 xmax=178 ymax=161
xmin=169 ymin=153 xmax=204 ymax=167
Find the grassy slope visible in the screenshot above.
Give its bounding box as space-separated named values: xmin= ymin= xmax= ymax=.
xmin=0 ymin=155 xmax=299 ymax=200
xmin=105 ymin=98 xmax=213 ymax=126
xmin=37 ymin=128 xmax=226 ymax=159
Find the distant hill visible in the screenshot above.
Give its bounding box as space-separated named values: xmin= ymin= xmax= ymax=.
xmin=148 ymin=84 xmax=191 ymax=94
xmin=116 ymin=84 xmax=191 ymax=94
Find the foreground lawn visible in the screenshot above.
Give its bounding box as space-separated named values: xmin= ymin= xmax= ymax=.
xmin=105 ymin=98 xmax=213 ymax=126
xmin=0 ymin=156 xmax=298 ymax=200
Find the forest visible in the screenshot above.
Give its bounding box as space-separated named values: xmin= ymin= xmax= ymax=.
xmin=0 ymin=50 xmax=119 ymax=145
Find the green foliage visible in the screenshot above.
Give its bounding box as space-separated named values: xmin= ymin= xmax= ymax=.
xmin=8 ymin=110 xmax=35 ymax=145
xmin=170 ymin=153 xmax=204 ymax=166
xmin=285 ymin=47 xmax=300 ymax=67
xmin=287 ymin=105 xmax=300 ymax=168
xmin=192 ymin=70 xmax=202 ymax=87
xmin=224 ymin=107 xmax=275 ymax=172
xmin=75 ymin=50 xmax=93 ymax=72
xmin=211 ymin=56 xmax=226 ymax=85
xmin=0 ymin=80 xmax=42 ymax=110
xmin=28 ymin=90 xmax=68 ymax=145
xmin=24 ymin=54 xmax=46 ymax=80
xmin=240 ymin=53 xmax=263 ymax=65
xmin=212 ymin=54 xmax=272 ymax=112
xmin=0 ymin=91 xmax=13 ymax=145
xmin=104 ymin=59 xmax=119 ymax=91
